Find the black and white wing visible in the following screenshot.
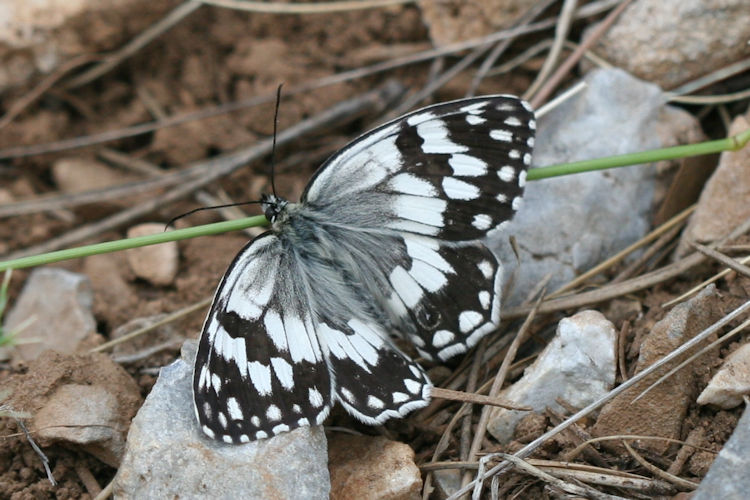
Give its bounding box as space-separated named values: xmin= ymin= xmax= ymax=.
xmin=193 ymin=233 xmax=333 ymax=443
xmin=194 ymin=95 xmax=534 ymax=443
xmin=301 ymin=96 xmax=535 ymax=360
xmin=193 ymin=232 xmax=431 ymax=444
xmin=303 ymin=95 xmax=535 ymax=241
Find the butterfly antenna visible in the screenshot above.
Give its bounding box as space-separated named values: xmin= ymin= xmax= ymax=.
xmin=164 ymin=201 xmax=263 ymax=231
xmin=270 ymin=83 xmax=284 ymax=199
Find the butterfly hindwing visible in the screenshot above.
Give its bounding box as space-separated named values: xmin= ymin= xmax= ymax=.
xmin=382 ymin=235 xmax=503 ymax=362
xmin=316 ymin=317 xmax=431 ymax=424
xmin=193 ymin=233 xmax=333 ymax=443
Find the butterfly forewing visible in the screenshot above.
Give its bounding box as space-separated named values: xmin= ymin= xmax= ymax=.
xmin=193 ymin=233 xmax=333 ymax=443
xmin=302 ymin=95 xmax=535 ymax=241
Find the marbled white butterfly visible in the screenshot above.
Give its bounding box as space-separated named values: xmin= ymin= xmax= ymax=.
xmin=193 ymin=95 xmax=535 ymax=443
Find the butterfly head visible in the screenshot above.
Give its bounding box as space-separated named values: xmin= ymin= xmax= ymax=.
xmin=261 ymin=193 xmax=289 ymax=226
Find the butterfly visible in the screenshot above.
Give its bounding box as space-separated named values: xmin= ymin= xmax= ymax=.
xmin=193 ymin=95 xmax=536 ymax=443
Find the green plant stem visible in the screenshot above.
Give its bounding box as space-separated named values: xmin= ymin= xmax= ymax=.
xmin=0 ymin=215 xmax=267 ymax=271
xmin=0 ymin=128 xmax=748 ymax=272
xmin=526 ymin=128 xmax=750 ymax=181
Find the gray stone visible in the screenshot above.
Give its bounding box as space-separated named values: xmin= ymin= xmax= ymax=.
xmin=693 ymin=406 xmax=750 ymax=500
xmin=487 ymin=310 xmax=616 ymax=443
xmin=113 ymin=341 xmax=330 ymax=499
xmin=698 ymin=342 xmax=750 ymax=410
xmin=491 ymin=68 xmax=701 ymax=306
xmin=3 ymin=267 xmax=96 ymax=360
xmin=588 ymin=0 xmax=750 ymax=89
xmin=34 ymin=384 xmax=125 ymax=467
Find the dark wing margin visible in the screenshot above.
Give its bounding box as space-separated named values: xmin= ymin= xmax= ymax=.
xmin=301 ymin=95 xmax=535 ymax=241
xmin=193 ymin=233 xmax=333 ymax=443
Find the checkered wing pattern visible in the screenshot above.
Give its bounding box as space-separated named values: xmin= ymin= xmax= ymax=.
xmin=193 ymin=95 xmax=535 ymax=443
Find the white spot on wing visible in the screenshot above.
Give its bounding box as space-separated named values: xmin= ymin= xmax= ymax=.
xmin=271 ymin=357 xmax=295 ymax=390
xmin=222 ymin=434 xmax=233 ymax=443
xmin=320 ymin=323 xmax=372 ymax=371
xmin=198 ymin=366 xmax=209 ymax=389
xmin=448 ymin=154 xmax=487 ymax=176
xmin=442 ymin=177 xmax=480 ymax=200
xmin=227 ymin=397 xmax=243 ymax=421
xmin=459 ymin=311 xmax=484 ymax=333
xmin=466 ymin=114 xmax=485 ymax=125
xmin=477 ymin=260 xmax=493 ymax=279
xmin=439 ymin=344 xmax=467 ymax=360
xmin=393 ymin=392 xmax=410 ymax=403
xmin=460 ymin=101 xmax=488 ymax=114
xmin=519 ymin=170 xmax=527 ymax=187
xmin=512 ymin=196 xmax=523 ymax=210
xmin=472 ymin=214 xmax=492 ymax=230
xmin=433 ymin=330 xmax=455 ymax=348
xmin=523 ymin=153 xmax=532 ymax=165
xmin=389 ymin=265 xmax=424 ymax=308
xmin=490 ymin=129 xmax=513 ymax=142
xmin=409 ymin=260 xmax=448 ymax=292
xmin=264 ymin=310 xmax=287 ymax=352
xmin=416 ymin=120 xmax=468 ymax=154
xmin=218 ymin=412 xmax=227 ymax=429
xmin=341 ymin=387 xmax=355 ymax=403
xmin=272 ymin=423 xmax=290 ymax=434
xmin=248 ymin=361 xmax=272 ymax=396
xmin=345 ymin=319 xmax=381 ymax=366
xmin=389 ymin=173 xmax=437 ymax=197
xmin=406 ymin=110 xmax=437 ymax=126
xmin=504 ymin=116 xmax=522 ymax=126
xmin=479 ymin=291 xmax=491 ymax=310
xmin=266 ymin=404 xmax=281 ymax=421
xmin=251 ymin=415 xmax=261 ymax=427
xmin=240 ymin=434 xmax=250 ymax=443
xmin=214 ymin=328 xmax=248 ymax=379
xmin=392 ymin=195 xmax=446 ymax=227
xmin=256 ymin=430 xmax=268 ymax=440
xmin=498 ymin=166 xmax=516 ymax=182
xmin=211 ymin=374 xmax=222 ymax=393
xmin=284 ymin=314 xmax=318 ymax=363
xmin=404 ymin=236 xmax=453 ymax=273
xmin=367 ymin=396 xmax=385 ymax=409
xmin=202 ymin=426 xmax=215 ymax=439
xmin=309 ymin=387 xmax=324 ymax=408
xmin=404 ymin=379 xmax=422 ymax=394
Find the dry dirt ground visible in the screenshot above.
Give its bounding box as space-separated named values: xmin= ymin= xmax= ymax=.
xmin=0 ymin=2 xmax=749 ymax=499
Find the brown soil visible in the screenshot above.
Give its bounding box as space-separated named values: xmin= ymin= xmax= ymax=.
xmin=0 ymin=2 xmax=748 ymax=499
